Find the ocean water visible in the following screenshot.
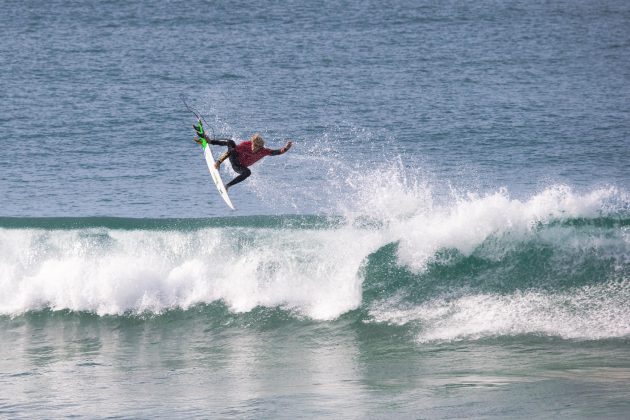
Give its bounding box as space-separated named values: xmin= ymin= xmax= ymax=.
xmin=1 ymin=0 xmax=629 ymax=418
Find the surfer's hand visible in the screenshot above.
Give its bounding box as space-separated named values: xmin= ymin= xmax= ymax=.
xmin=214 ymin=161 xmax=221 ymax=170
xmin=284 ymin=141 xmax=293 ymax=150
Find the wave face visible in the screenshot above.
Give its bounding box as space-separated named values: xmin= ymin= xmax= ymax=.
xmin=1 ymin=184 xmax=628 ymax=341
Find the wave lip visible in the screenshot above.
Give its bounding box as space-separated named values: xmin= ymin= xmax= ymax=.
xmin=388 ymin=185 xmax=625 ymax=273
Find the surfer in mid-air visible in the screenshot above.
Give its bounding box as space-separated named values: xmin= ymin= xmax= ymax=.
xmin=193 ymin=122 xmax=292 ymax=190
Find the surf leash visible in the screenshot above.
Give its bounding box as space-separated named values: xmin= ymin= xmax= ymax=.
xmin=180 ymin=94 xmax=216 ymax=140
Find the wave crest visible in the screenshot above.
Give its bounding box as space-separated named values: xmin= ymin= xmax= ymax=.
xmin=0 ymin=182 xmax=627 ymax=334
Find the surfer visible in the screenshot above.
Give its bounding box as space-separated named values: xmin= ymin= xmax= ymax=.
xmin=194 ymin=124 xmax=292 ymax=190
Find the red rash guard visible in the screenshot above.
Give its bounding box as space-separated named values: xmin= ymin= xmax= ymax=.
xmin=235 ymin=141 xmax=273 ymax=167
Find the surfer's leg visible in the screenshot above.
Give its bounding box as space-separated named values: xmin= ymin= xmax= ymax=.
xmin=228 ymin=153 xmax=242 ymax=170
xmin=209 ymin=139 xmax=228 ymax=146
xmin=225 ymin=168 xmax=251 ymax=189
xmin=209 ymin=139 xmax=237 ymax=148
xmin=215 ymin=141 xmax=237 ymax=167
xmin=225 ymin=157 xmax=251 ymax=189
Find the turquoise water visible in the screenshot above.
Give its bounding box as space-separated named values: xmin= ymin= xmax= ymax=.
xmin=1 ymin=0 xmax=629 ymax=418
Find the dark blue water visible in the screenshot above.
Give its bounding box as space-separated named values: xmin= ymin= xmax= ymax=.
xmin=1 ymin=0 xmax=629 ymax=418
xmin=2 ymin=0 xmax=629 ymax=217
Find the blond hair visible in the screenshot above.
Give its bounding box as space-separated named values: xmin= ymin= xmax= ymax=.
xmin=251 ymin=133 xmax=265 ymax=147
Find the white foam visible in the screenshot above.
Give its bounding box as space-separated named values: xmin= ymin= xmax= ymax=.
xmin=340 ymin=167 xmax=624 ymax=273
xmin=368 ymin=280 xmax=630 ymax=341
xmin=0 ymin=226 xmax=382 ymax=320
xmin=1 ymin=165 xmax=627 ymax=321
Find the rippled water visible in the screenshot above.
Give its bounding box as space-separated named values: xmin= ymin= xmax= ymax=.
xmin=1 ymin=0 xmax=629 ymax=417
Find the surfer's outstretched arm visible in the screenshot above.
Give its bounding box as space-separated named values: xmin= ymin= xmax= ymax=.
xmin=269 ymin=141 xmax=293 ymax=156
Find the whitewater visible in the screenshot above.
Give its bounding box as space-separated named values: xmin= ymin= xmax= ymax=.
xmin=3 ymin=0 xmax=630 ymax=417
xmin=3 ymin=181 xmax=627 ymax=343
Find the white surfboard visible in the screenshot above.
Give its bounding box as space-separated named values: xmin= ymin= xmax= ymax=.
xmin=180 ymin=95 xmax=235 ymax=210
xmin=202 ymin=142 xmax=235 ymax=210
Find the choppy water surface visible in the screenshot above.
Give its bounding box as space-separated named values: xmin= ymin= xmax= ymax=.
xmin=1 ymin=0 xmax=629 ymax=418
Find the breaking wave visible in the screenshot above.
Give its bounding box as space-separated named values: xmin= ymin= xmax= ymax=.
xmin=1 ymin=178 xmax=628 ymax=341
